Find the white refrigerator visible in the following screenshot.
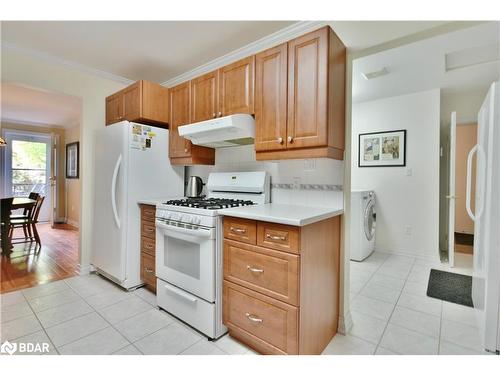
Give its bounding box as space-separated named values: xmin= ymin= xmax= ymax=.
xmin=468 ymin=81 xmax=500 ymax=353
xmin=92 ymin=121 xmax=184 ymax=290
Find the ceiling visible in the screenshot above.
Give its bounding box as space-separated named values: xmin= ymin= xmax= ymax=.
xmin=1 ymin=82 xmax=82 ymax=128
xmin=1 ymin=20 xmax=452 ymax=84
xmin=352 ymin=22 xmax=500 ymax=103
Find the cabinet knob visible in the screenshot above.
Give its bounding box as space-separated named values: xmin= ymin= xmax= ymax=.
xmin=276 ymin=137 xmax=283 ymax=144
xmin=212 ymin=113 xmax=216 ymax=118
xmin=218 ymin=111 xmax=222 ymax=117
xmin=288 ymin=136 xmax=294 ymax=144
xmin=184 ymin=148 xmax=188 ymax=153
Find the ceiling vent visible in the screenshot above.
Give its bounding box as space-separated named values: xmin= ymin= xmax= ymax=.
xmin=445 ymin=43 xmax=500 ymax=72
xmin=361 ymin=67 xmax=389 ymax=80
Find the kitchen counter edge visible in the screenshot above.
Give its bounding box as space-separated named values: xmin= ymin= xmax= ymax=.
xmin=219 ymin=204 xmax=344 ymax=227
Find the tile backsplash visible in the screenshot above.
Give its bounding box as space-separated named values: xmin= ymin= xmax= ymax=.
xmin=186 ymin=145 xmax=344 ymax=208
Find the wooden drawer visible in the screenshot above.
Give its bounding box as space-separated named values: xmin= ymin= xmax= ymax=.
xmin=141 ymin=236 xmax=155 ymax=257
xmin=223 ymin=281 xmax=298 ymax=355
xmin=141 ymin=221 xmax=156 ymax=240
xmin=141 ymin=205 xmax=156 ymax=223
xmin=257 ymin=222 xmax=300 ymax=254
xmin=223 ymin=217 xmax=257 ymax=245
xmin=141 ymin=253 xmax=156 ymax=291
xmin=223 ymin=240 xmax=299 ymax=306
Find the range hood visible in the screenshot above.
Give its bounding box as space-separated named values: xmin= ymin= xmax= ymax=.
xmin=178 ymin=114 xmax=255 ymax=148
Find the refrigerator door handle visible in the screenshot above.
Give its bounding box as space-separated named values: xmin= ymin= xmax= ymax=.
xmin=466 ymin=144 xmax=486 ymax=222
xmin=111 ymin=154 xmax=122 ymax=229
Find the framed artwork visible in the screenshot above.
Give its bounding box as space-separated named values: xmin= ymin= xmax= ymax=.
xmin=66 ymin=142 xmax=79 ymax=179
xmin=358 ymin=130 xmax=406 ymax=167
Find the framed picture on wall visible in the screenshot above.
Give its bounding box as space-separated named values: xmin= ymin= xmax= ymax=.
xmin=358 ymin=130 xmax=406 ymax=167
xmin=66 ymin=141 xmax=79 ymax=179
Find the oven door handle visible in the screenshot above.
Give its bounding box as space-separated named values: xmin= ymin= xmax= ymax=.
xmin=156 ymin=220 xmax=214 ymax=239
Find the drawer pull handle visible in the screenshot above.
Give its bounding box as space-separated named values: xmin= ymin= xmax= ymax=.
xmin=246 ymin=265 xmax=264 ymax=274
xmin=245 ymin=313 xmax=263 ymax=323
xmin=145 ymin=267 xmax=154 ymax=273
xmin=146 ymin=227 xmax=154 ymax=232
xmin=145 ymin=244 xmax=153 ymax=249
xmin=266 ymin=233 xmax=286 ymax=241
xmin=230 ymin=227 xmax=246 ymax=234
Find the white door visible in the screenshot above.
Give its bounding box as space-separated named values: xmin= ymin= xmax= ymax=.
xmin=447 ymin=112 xmax=457 ymax=267
xmin=3 ymin=131 xmax=52 ymax=222
xmin=91 ymin=122 xmax=128 ymax=282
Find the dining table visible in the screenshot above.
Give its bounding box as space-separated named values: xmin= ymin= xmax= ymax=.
xmin=1 ymin=197 xmax=37 ymax=254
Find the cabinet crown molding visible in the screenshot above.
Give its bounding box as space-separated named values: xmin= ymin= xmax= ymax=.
xmin=162 ymin=21 xmax=327 ymax=88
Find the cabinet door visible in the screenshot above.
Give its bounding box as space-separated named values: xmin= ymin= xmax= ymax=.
xmin=219 ymin=56 xmax=254 ymax=116
xmin=287 ymin=28 xmax=328 ymax=149
xmin=169 ymin=82 xmax=192 ymax=158
xmin=122 ymin=81 xmax=142 ymax=121
xmin=255 ymin=43 xmax=288 ymax=152
xmin=105 ymin=94 xmax=123 ymax=125
xmin=191 ymin=70 xmax=219 ymax=123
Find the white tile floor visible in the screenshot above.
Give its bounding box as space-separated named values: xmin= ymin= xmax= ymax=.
xmin=0 ymin=252 xmax=490 ymax=355
xmin=1 ymin=274 xmax=256 ymax=355
xmin=324 ymin=251 xmax=490 ymax=355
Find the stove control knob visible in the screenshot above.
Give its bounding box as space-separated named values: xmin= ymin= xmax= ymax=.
xmin=183 ymin=214 xmax=191 ymax=223
xmin=164 ymin=212 xmax=171 ymax=220
xmin=193 ymin=217 xmax=201 ymax=225
xmin=170 ymin=213 xmax=178 ymax=221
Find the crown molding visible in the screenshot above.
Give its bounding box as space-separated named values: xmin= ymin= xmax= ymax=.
xmin=161 ymin=20 xmax=328 ymax=88
xmin=1 ymin=41 xmax=135 ymax=86
xmin=1 ymin=117 xmax=76 ymax=129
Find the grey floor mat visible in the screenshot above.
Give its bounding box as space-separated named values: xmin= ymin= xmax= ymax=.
xmin=426 ymin=269 xmax=473 ymax=307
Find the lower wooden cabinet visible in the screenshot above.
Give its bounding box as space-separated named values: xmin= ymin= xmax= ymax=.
xmin=223 ymin=281 xmax=298 ymax=355
xmin=140 ymin=204 xmax=156 ymax=292
xmin=222 ymin=215 xmax=341 ymax=355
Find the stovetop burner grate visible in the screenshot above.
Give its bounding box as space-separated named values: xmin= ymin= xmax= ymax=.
xmin=164 ymin=197 xmax=255 ymax=210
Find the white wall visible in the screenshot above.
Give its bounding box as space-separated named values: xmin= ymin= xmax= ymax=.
xmin=2 ymin=47 xmax=127 ymax=271
xmin=187 ymin=145 xmax=344 ymax=209
xmin=351 ymin=89 xmax=441 ymax=260
xmin=441 ymin=88 xmax=489 ymax=126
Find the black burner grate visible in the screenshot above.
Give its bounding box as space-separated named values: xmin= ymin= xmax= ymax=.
xmin=164 ymin=198 xmax=255 ymax=210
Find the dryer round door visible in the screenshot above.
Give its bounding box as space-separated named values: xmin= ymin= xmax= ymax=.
xmin=364 ymin=199 xmax=376 ymax=241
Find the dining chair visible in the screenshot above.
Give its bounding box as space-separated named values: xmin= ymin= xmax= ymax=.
xmin=10 ymin=192 xmax=39 ymax=239
xmin=9 ymin=195 xmax=45 ymax=250
xmin=1 ymin=197 xmax=14 ymax=253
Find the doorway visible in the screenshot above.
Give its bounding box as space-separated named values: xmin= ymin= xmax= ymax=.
xmin=3 ymin=130 xmax=53 ymax=223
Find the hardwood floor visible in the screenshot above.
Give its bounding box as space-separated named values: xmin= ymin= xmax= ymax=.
xmin=1 ymin=223 xmax=79 ymax=293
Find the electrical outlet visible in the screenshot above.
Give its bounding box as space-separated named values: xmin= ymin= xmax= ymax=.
xmin=293 ymin=177 xmax=301 ymax=190
xmin=405 ymin=225 xmax=412 ymax=235
xmin=304 ymin=159 xmax=316 ymax=171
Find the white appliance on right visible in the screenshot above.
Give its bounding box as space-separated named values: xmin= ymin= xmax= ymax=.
xmin=467 ymin=81 xmax=500 ymax=354
xmin=350 ymin=190 xmax=376 ymax=261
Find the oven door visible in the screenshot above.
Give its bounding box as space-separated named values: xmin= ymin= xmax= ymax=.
xmin=156 ymin=219 xmax=216 ymax=302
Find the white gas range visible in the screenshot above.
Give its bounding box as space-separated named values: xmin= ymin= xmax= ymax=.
xmin=155 ymin=171 xmax=270 ymax=339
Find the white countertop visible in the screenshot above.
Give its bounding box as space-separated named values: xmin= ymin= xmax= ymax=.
xmin=219 ymin=203 xmax=343 ymax=226
xmin=137 ymin=197 xmax=176 ymax=206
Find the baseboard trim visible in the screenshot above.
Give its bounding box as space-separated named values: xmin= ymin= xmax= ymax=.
xmin=66 ymin=219 xmax=80 ymax=228
xmin=337 ymin=310 xmax=353 ymax=335
xmin=76 ymin=263 xmax=91 ymax=276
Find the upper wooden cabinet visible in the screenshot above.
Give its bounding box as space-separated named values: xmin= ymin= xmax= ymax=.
xmin=254 ymin=43 xmax=288 ymax=152
xmin=105 ymin=93 xmax=123 ymax=125
xmin=255 ymin=27 xmax=346 ymax=160
xmin=105 ymin=80 xmax=169 ymax=127
xmin=219 ymin=56 xmax=255 ymax=116
xmin=190 ymin=56 xmax=255 ymax=122
xmin=191 ymin=71 xmax=219 ymax=123
xmin=169 ymin=81 xmax=215 ymax=165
